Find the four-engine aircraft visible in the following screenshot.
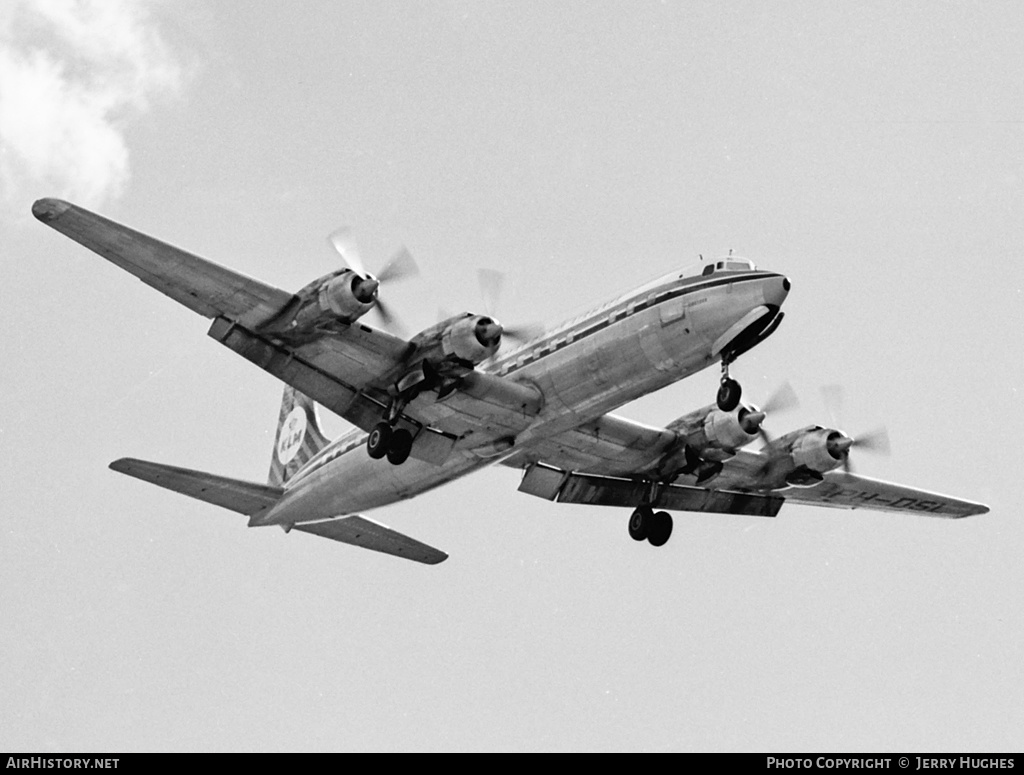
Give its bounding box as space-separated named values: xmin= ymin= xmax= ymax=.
xmin=33 ymin=197 xmax=989 ymax=564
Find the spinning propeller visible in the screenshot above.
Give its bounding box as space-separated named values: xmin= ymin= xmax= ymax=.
xmin=328 ymin=227 xmax=419 ymax=332
xmin=741 ymin=381 xmax=800 ymax=445
xmin=477 ymin=268 xmax=545 ymax=345
xmin=820 ymin=384 xmax=891 ymax=472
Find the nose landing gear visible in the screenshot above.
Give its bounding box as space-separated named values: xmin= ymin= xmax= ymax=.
xmin=717 ymin=355 xmax=742 ymax=412
xmin=628 ymin=505 xmax=674 ymax=547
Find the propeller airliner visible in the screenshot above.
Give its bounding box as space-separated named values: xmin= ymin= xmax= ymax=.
xmin=33 ymin=197 xmax=989 ymax=564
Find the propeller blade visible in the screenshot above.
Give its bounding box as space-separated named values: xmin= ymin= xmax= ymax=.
xmin=376 ymin=245 xmax=418 ymax=284
xmin=853 ymin=427 xmax=891 ymax=456
xmin=747 ymin=382 xmax=797 ymax=449
xmin=327 ymin=227 xmax=367 ymax=278
xmin=370 ymin=297 xmax=408 ymax=338
xmin=839 ymin=427 xmax=890 ymax=474
xmin=501 ymin=322 xmax=545 ymax=343
xmin=821 ymin=383 xmax=844 ymax=429
xmin=757 ymin=426 xmax=775 ymax=449
xmin=476 ymin=268 xmax=544 ymax=347
xmin=478 ymin=268 xmax=503 ymax=316
xmin=763 ymin=381 xmax=799 ymax=415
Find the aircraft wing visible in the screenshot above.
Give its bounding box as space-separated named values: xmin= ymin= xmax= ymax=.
xmin=33 ymin=198 xmax=294 ymax=329
xmin=33 ymin=198 xmax=549 ymax=466
xmin=514 ymin=426 xmax=987 ymax=519
xmin=759 ymin=470 xmax=989 ymax=518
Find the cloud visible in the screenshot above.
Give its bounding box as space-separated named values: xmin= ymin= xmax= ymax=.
xmin=0 ymin=0 xmax=184 ymax=209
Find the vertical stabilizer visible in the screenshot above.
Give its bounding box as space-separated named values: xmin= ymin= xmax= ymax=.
xmin=268 ymin=386 xmax=331 ymax=486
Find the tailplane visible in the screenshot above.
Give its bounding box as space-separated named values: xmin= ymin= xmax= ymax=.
xmin=268 ymin=386 xmax=331 ymax=486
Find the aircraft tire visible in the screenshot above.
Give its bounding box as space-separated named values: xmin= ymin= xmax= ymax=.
xmin=628 ymin=506 xmax=651 ymax=541
xmin=717 ymin=378 xmax=742 ymax=412
xmin=367 ymin=422 xmax=392 ymax=459
xmin=647 ymin=511 xmax=674 ymax=547
xmin=387 ymin=429 xmax=413 ymax=466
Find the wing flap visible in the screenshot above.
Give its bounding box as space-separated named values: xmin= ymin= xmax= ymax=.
xmin=519 ymin=464 xmax=783 ymax=517
xmin=110 ymin=458 xmax=283 ymax=517
xmin=33 ymin=198 xmax=293 ymax=328
xmin=291 ymin=516 xmax=448 ymax=564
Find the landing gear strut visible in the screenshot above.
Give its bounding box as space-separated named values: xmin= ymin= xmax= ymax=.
xmin=717 ymin=356 xmax=742 ymax=412
xmin=628 ymin=505 xmax=674 ymax=547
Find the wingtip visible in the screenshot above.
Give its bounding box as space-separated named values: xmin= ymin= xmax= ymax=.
xmin=954 ymin=502 xmax=990 ymax=518
xmin=32 ymin=197 xmax=72 ymax=223
xmin=109 ymin=458 xmax=135 ymax=473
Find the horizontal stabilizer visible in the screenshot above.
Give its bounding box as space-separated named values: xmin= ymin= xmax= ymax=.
xmin=110 ymin=458 xmax=283 ymax=517
xmin=292 ymin=516 xmax=448 ymax=565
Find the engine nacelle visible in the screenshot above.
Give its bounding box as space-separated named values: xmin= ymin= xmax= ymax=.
xmin=701 ymin=406 xmax=764 ymax=452
xmin=669 ymin=404 xmax=766 ymax=459
xmin=441 ymin=315 xmax=503 ymax=364
xmin=317 ymin=270 xmax=378 ymax=320
xmin=790 ymin=428 xmax=850 ymax=473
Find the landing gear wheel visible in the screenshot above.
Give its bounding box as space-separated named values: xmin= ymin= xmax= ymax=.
xmin=628 ymin=506 xmax=652 ymax=541
xmin=647 ymin=511 xmax=674 ymax=547
xmin=386 ymin=429 xmax=413 ymax=466
xmin=367 ymin=422 xmax=392 ymax=459
xmin=717 ymin=377 xmax=742 ymax=412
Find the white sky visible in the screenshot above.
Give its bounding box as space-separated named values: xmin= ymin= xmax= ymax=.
xmin=1 ymin=0 xmax=1022 ymax=752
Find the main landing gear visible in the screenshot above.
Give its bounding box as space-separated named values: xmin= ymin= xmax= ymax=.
xmin=628 ymin=505 xmax=673 ymax=547
xmin=367 ymin=421 xmax=413 ymax=465
xmin=717 ymin=355 xmax=742 ymax=412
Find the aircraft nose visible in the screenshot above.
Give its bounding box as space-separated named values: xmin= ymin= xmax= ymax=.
xmin=763 ymin=275 xmax=791 ymax=308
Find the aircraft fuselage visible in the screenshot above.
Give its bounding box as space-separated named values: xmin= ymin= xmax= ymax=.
xmin=258 ymin=267 xmax=789 ymax=526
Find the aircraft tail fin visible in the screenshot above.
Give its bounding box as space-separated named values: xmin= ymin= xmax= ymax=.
xmin=268 ymin=386 xmax=331 ymax=486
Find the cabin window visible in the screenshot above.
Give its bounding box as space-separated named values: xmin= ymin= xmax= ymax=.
xmin=702 ymin=264 xmax=715 ymax=276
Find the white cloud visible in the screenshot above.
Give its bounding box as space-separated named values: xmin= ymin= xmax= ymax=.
xmin=0 ymin=0 xmax=184 ymax=209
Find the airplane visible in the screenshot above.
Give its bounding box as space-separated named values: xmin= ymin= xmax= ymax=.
xmin=32 ymin=197 xmax=989 ymax=564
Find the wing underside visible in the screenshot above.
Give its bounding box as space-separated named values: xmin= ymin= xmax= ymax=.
xmin=33 ymin=198 xmax=294 ymax=328
xmin=770 ymin=470 xmax=989 ymax=518
xmin=516 ymin=444 xmax=987 ymax=520
xmin=519 ymin=462 xmax=783 ymax=517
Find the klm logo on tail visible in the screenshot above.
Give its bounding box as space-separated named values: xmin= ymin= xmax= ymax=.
xmin=268 ymin=387 xmax=330 ymax=486
xmin=276 ymin=406 xmax=308 ymax=465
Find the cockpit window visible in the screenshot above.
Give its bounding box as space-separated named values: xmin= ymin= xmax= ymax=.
xmin=701 ymin=257 xmax=756 ymax=276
